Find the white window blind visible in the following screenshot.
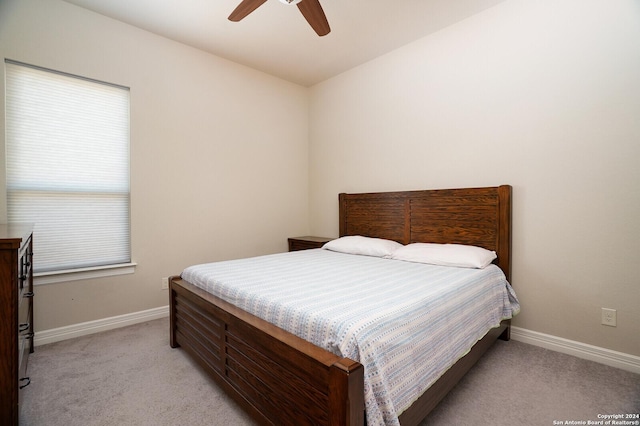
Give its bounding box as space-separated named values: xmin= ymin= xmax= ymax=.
xmin=5 ymin=60 xmax=130 ymax=273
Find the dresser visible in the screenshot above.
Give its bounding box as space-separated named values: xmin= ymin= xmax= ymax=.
xmin=0 ymin=224 xmax=34 ymax=425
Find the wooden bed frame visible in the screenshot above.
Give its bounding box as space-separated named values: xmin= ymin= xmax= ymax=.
xmin=169 ymin=185 xmax=512 ymax=425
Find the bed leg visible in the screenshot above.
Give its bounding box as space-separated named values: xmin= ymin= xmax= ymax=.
xmin=499 ymin=321 xmax=511 ymax=341
xmin=329 ymin=359 xmax=365 ymax=426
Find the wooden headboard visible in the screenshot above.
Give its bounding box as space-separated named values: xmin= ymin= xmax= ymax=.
xmin=339 ymin=185 xmax=512 ymax=281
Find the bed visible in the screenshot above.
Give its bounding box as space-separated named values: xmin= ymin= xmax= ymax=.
xmin=169 ymin=185 xmax=515 ymax=425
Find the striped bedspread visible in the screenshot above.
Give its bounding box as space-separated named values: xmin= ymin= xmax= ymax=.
xmin=182 ymin=249 xmax=520 ymax=426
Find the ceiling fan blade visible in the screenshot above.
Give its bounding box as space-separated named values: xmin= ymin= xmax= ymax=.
xmin=297 ymin=0 xmax=330 ymax=36
xmin=228 ymin=0 xmax=268 ymax=22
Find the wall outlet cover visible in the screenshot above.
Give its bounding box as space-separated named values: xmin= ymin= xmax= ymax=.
xmin=601 ymin=308 xmax=617 ymax=327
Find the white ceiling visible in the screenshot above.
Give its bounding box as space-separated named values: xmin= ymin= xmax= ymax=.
xmin=63 ymin=0 xmax=506 ymax=87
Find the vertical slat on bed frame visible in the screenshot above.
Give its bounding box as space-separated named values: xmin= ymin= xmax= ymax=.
xmin=497 ymin=185 xmax=512 ymax=282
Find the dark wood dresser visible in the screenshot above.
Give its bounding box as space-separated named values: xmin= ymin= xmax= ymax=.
xmin=0 ymin=224 xmax=34 ymax=425
xmin=287 ymin=236 xmax=333 ymax=252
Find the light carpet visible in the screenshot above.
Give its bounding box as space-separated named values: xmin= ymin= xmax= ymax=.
xmin=20 ymin=318 xmax=639 ymax=425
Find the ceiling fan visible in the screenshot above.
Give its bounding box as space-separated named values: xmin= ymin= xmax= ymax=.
xmin=228 ymin=0 xmax=331 ymax=37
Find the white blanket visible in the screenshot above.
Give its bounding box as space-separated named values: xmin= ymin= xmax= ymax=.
xmin=182 ymin=249 xmax=520 ymax=426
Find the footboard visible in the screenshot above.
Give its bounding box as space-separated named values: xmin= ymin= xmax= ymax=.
xmin=169 ymin=277 xmax=365 ymax=426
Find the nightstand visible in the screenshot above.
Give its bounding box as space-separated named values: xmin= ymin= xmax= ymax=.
xmin=288 ymin=236 xmax=333 ymax=252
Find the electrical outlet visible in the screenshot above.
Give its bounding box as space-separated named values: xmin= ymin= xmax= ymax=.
xmin=601 ymin=308 xmax=616 ymax=327
xmin=161 ymin=277 xmax=169 ymax=290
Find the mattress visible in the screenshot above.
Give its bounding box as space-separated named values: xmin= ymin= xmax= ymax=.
xmin=182 ymin=248 xmax=520 ymax=426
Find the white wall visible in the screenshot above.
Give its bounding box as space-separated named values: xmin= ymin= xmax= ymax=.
xmin=0 ymin=0 xmax=310 ymax=330
xmin=1 ymin=0 xmax=638 ymax=358
xmin=309 ymin=0 xmax=640 ymax=356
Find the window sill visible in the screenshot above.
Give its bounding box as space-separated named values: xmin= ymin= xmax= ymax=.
xmin=34 ymin=262 xmax=137 ymax=285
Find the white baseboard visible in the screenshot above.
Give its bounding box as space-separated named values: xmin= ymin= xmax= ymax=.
xmin=34 ymin=305 xmax=170 ymax=347
xmin=511 ymin=326 xmax=640 ymax=375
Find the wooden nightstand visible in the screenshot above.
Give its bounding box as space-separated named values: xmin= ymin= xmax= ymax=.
xmin=288 ymin=236 xmax=333 ymax=252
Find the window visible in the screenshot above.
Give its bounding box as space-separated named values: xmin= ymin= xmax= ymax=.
xmin=5 ymin=60 xmax=131 ymax=278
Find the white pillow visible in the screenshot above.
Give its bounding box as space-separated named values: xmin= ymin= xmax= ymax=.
xmin=322 ymin=235 xmax=403 ymax=258
xmin=390 ymin=243 xmax=497 ymax=269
